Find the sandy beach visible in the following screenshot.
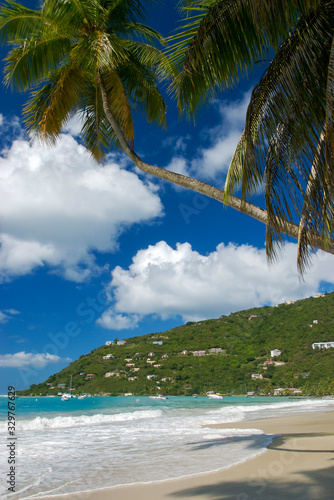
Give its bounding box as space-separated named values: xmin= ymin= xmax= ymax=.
xmin=36 ymin=409 xmax=334 ymax=500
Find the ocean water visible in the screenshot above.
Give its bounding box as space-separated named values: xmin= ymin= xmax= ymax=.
xmin=1 ymin=395 xmax=334 ymax=499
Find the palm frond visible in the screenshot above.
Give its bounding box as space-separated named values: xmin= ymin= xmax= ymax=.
xmin=71 ymin=31 xmax=129 ymax=74
xmin=169 ymin=0 xmax=324 ymax=117
xmin=4 ymin=33 xmax=71 ymax=91
xmin=102 ymin=69 xmax=134 ymax=148
xmin=80 ymin=82 xmax=116 ymax=162
xmin=0 ymin=1 xmax=43 ymax=43
xmin=23 ymin=62 xmax=86 ymax=142
xmin=117 ymin=54 xmax=167 ymax=129
xmin=224 ymin=1 xmax=334 ymax=270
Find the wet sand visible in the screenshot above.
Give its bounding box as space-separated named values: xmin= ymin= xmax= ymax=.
xmin=36 ymin=409 xmax=334 ymax=500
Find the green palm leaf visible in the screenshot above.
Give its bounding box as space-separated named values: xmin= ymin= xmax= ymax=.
xmin=0 ymin=0 xmax=170 ymax=162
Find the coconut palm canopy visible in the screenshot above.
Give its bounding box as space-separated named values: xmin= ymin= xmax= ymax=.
xmin=1 ymin=0 xmax=334 ymax=273
xmin=169 ymin=0 xmax=334 ymax=271
xmin=0 ymin=0 xmax=172 ymax=161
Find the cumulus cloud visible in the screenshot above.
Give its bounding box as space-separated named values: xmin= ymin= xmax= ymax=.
xmin=97 ymin=311 xmax=140 ymax=330
xmin=0 ymin=309 xmax=20 ymax=324
xmin=0 ymin=132 xmax=163 ymax=282
xmin=62 ymin=114 xmax=85 ymax=137
xmin=98 ymin=240 xmax=334 ymax=327
xmin=0 ymin=351 xmax=71 ymax=368
xmin=166 ymin=91 xmax=251 ymax=181
xmin=0 ymin=114 xmax=25 ymax=146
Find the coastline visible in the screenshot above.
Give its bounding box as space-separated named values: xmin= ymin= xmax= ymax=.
xmin=34 ymin=409 xmax=334 ymax=500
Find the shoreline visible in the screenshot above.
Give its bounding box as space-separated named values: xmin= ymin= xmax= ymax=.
xmin=33 ymin=408 xmax=334 ymax=500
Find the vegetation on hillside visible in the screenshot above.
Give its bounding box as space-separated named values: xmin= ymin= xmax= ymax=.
xmin=19 ymin=293 xmax=334 ymax=397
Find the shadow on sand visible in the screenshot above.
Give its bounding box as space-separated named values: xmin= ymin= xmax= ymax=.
xmin=168 ymin=433 xmax=334 ymax=500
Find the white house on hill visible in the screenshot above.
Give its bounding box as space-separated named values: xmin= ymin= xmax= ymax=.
xmin=312 ymin=342 xmax=334 ymax=349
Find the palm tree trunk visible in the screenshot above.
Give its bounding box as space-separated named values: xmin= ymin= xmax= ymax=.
xmin=96 ymin=72 xmax=334 ymax=257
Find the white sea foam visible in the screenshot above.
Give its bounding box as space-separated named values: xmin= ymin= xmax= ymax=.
xmin=203 ymin=398 xmax=334 ymax=424
xmin=16 ymin=409 xmax=163 ymax=431
xmin=0 ymin=396 xmax=333 ymax=500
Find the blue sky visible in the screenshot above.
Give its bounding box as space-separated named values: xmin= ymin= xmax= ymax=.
xmin=1 ymin=0 xmax=334 ymax=394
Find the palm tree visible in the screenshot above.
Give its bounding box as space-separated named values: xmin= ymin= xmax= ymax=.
xmin=1 ymin=0 xmax=334 ymax=271
xmin=169 ymin=0 xmax=334 ymax=271
xmin=0 ymin=0 xmax=172 ymax=160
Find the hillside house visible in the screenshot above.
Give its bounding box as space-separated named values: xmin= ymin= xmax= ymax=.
xmin=105 ymin=341 xmax=114 ymax=346
xmin=288 ymin=388 xmax=302 ymax=394
xmin=210 ymin=348 xmax=223 ymax=354
xmin=154 ymin=364 xmax=162 ymax=368
xmin=181 ymin=350 xmax=188 ymax=355
xmin=103 ymin=354 xmax=114 ymax=360
xmin=248 ymin=315 xmax=258 ymax=320
xmin=125 ymin=358 xmax=132 ymax=362
xmin=153 ymin=341 xmax=163 ymax=345
xmin=161 ymin=354 xmax=169 ymax=359
xmin=86 ymin=374 xmax=95 ymax=379
xmin=147 ymin=360 xmax=155 ymax=364
xmin=251 ymin=374 xmax=263 ymax=380
xmin=193 ymin=350 xmax=206 ymax=356
xmin=147 ymin=375 xmax=157 ymax=380
xmin=271 ymin=349 xmax=282 ymax=357
xmin=104 ymin=372 xmax=119 ymax=378
xmin=312 ymin=342 xmax=334 ymax=349
xmin=263 ymin=360 xmax=275 ymax=365
xmin=132 ymin=368 xmax=140 ymax=372
xmin=117 ymin=340 xmax=127 ymax=345
xmin=128 ymin=377 xmax=138 ymax=381
xmin=148 ymin=352 xmax=155 ymax=357
xmin=126 ymin=363 xmax=136 ymax=367
xmin=57 ymin=383 xmax=66 ymax=389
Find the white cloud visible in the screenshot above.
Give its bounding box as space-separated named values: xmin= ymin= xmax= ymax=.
xmin=4 ymin=308 xmax=20 ymax=315
xmin=62 ymin=114 xmax=84 ymax=137
xmin=0 ymin=114 xmax=25 ymax=144
xmin=0 ymin=311 xmax=8 ymax=323
xmin=166 ymin=92 xmax=251 ymax=181
xmin=97 ymin=312 xmax=140 ymax=330
xmin=0 ymin=132 xmax=163 ymax=282
xmin=0 ymin=309 xmax=20 ymax=324
xmin=99 ymin=240 xmax=334 ymax=327
xmin=164 ymin=157 xmax=189 ymax=177
xmin=0 ymin=351 xmax=71 ymax=368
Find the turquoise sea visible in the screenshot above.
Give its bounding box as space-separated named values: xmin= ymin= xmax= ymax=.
xmin=1 ymin=395 xmax=334 ymax=499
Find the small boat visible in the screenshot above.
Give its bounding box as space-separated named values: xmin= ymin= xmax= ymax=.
xmin=77 ymin=395 xmax=86 ymax=400
xmin=149 ymin=394 xmax=168 ymax=400
xmin=61 ymin=375 xmax=75 ymax=400
xmin=207 ymin=393 xmax=223 ymax=399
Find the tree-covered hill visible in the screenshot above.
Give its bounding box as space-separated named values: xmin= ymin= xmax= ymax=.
xmin=20 ymin=293 xmax=334 ymax=397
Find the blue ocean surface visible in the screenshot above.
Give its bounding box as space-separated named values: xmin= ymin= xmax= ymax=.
xmin=1 ymin=395 xmax=334 ymax=499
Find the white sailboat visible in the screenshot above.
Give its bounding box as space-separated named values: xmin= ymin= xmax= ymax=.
xmin=207 ymin=393 xmax=223 ymax=399
xmin=61 ymin=375 xmax=75 ymax=400
xmin=149 ymin=394 xmax=168 ymax=400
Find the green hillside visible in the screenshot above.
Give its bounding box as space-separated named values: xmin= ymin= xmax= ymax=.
xmin=20 ymin=293 xmax=334 ymax=397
